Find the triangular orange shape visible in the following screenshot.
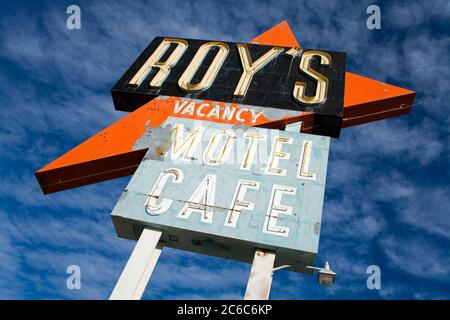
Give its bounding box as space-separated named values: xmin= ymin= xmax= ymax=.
xmin=36 ymin=21 xmax=415 ymax=194
xmin=250 ymin=20 xmax=299 ymax=47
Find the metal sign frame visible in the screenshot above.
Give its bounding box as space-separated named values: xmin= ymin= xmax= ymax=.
xmin=35 ymin=21 xmax=415 ymax=195
xmin=112 ymin=36 xmax=346 ymax=138
xmin=35 ymin=20 xmax=415 ymax=301
xmin=111 ymin=117 xmax=330 ymax=274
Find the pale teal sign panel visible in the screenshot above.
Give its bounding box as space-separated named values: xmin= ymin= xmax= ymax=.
xmin=111 ymin=117 xmax=330 ymax=273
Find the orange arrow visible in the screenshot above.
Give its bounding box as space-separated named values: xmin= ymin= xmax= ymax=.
xmin=35 ymin=21 xmax=415 ymax=194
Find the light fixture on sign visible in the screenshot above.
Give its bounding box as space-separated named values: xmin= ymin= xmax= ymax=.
xmin=306 ymin=261 xmax=337 ymax=286
xmin=272 ymin=261 xmax=336 ymax=287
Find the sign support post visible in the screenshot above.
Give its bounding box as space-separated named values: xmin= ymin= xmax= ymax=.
xmin=110 ymin=228 xmax=163 ymax=300
xmin=35 ymin=22 xmax=415 ymax=301
xmin=244 ymin=249 xmax=276 ymax=300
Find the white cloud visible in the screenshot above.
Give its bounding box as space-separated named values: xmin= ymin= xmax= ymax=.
xmin=146 ymin=248 xmax=248 ymax=298
xmin=381 ymin=235 xmax=450 ymax=281
xmin=0 ymin=171 xmax=128 ymax=212
xmin=334 ymin=119 xmax=444 ymax=166
xmin=385 ymin=1 xmax=450 ymax=28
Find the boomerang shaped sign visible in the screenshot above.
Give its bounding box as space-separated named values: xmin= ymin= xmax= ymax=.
xmin=35 ymin=21 xmax=415 ymax=194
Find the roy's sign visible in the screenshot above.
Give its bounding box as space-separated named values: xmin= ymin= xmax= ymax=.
xmin=35 ymin=24 xmax=414 ymax=195
xmin=112 ymin=37 xmax=346 ymax=137
xmin=111 ymin=117 xmax=330 ymax=272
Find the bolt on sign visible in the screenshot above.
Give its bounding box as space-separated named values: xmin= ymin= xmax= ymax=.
xmin=112 ymin=37 xmax=346 ymax=137
xmin=111 ymin=117 xmax=330 ymax=272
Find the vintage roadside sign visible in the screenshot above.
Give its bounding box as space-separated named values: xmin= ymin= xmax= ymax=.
xmin=112 ymin=37 xmax=346 ymax=138
xmin=111 ymin=117 xmax=329 ymax=272
xmin=35 ymin=20 xmax=415 ymax=300
xmin=35 ymin=21 xmax=415 ymax=195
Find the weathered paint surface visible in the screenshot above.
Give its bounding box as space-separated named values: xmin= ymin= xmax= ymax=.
xmin=111 ymin=117 xmax=330 ymax=273
xmin=244 ymin=249 xmax=276 ymax=300
xmin=111 ymin=36 xmax=347 ymax=137
xmin=35 ymin=20 xmax=414 ymax=194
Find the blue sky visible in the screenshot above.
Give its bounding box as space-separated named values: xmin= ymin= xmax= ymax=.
xmin=0 ymin=0 xmax=449 ymax=299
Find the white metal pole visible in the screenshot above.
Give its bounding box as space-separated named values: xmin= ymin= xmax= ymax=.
xmin=244 ymin=249 xmax=276 ymax=300
xmin=110 ymin=228 xmax=163 ymax=300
